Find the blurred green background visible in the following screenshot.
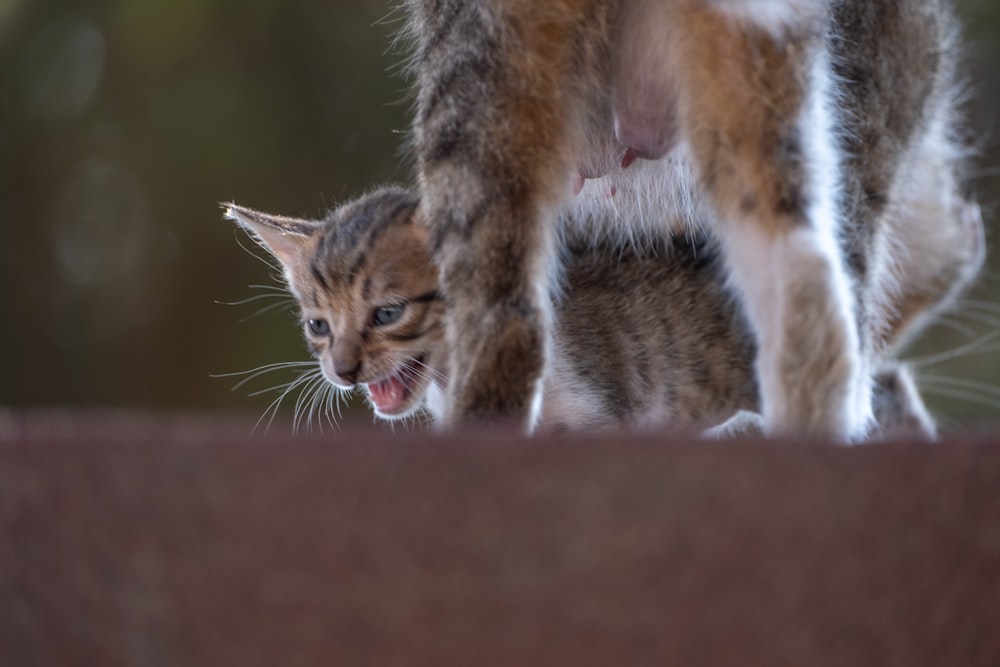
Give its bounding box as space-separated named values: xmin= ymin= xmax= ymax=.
xmin=1 ymin=0 xmax=999 ymax=431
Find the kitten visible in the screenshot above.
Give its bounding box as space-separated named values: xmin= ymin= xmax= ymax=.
xmin=403 ymin=0 xmax=972 ymax=440
xmin=225 ymin=182 xmax=982 ymax=437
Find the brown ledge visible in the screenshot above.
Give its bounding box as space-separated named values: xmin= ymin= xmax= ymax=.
xmin=1 ymin=410 xmax=999 ymax=665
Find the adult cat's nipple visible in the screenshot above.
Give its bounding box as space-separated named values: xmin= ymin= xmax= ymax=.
xmin=621 ymin=147 xmax=638 ymax=169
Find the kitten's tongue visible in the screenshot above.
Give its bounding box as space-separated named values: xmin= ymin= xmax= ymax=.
xmin=367 ymin=375 xmax=407 ymax=413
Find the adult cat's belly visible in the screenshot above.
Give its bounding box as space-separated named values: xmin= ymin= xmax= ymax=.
xmin=563 ymin=142 xmax=709 ymax=245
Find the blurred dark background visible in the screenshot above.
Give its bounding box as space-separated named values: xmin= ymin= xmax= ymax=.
xmin=1 ymin=0 xmax=998 ymax=431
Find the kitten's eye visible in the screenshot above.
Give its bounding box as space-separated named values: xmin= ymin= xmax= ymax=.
xmin=373 ymin=304 xmax=404 ymax=327
xmin=307 ymin=319 xmax=330 ymax=336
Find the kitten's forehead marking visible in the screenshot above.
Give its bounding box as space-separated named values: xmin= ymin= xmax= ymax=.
xmin=313 ymin=194 xmax=419 ymax=292
xmin=304 ymin=258 xmax=326 ymax=290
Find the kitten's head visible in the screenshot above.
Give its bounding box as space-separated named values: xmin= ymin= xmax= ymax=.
xmin=225 ymin=186 xmax=445 ymax=420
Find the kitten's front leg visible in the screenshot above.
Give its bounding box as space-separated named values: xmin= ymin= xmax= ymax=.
xmin=410 ymin=2 xmax=578 ymax=430
xmin=671 ymin=5 xmax=872 ymax=440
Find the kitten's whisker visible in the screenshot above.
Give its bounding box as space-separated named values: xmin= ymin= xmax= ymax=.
xmin=252 ymin=403 xmax=278 ymax=435
xmin=328 ymin=386 xmax=342 ymax=423
xmin=310 ymin=378 xmax=338 ymax=434
xmin=212 ymin=360 xmax=315 ymax=378
xmin=401 ymin=363 xmax=434 ymax=384
xmin=293 ymin=377 xmax=314 ymax=433
xmin=321 ymin=384 xmax=342 ymax=432
xmin=246 ymin=283 xmax=290 ymax=293
xmin=403 ymin=364 xmax=442 ymax=389
xmin=253 ymin=369 xmax=319 ymax=434
xmin=293 ymin=373 xmax=327 ymax=434
xmin=246 ymin=370 xmax=320 ymax=398
xmin=238 ymin=300 xmax=298 ymax=323
xmin=312 ymin=382 xmax=329 ymax=433
xmin=215 ymin=293 xmax=295 ymax=307
xmin=311 ymin=377 xmax=345 ymax=433
xmin=233 ymin=371 xmax=314 ymax=397
xmin=247 ymin=382 xmax=296 ymax=399
xmin=293 ymin=371 xmax=325 ymax=433
xmin=212 ymin=361 xmax=316 ymax=391
xmin=306 ymin=381 xmax=326 ymax=434
xmin=253 ymin=378 xmax=299 ymax=433
xmin=274 ymin=369 xmax=319 ymax=403
xmin=285 ymin=369 xmax=319 ymax=433
xmin=403 ymin=355 xmax=447 ymax=384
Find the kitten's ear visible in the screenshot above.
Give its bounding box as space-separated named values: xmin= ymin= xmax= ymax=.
xmin=222 ymin=202 xmax=319 ymax=269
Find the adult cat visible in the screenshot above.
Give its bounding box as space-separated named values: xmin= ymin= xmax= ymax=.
xmin=403 ymin=0 xmax=971 ymax=439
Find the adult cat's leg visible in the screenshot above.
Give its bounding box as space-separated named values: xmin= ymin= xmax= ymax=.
xmin=668 ymin=3 xmax=871 ymax=439
xmin=703 ymin=364 xmax=937 ymax=441
xmin=408 ymin=1 xmax=582 ymax=430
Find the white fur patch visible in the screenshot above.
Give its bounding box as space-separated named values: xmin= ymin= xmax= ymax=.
xmin=424 ymin=380 xmax=448 ymax=425
xmin=709 ymin=0 xmax=817 ymax=34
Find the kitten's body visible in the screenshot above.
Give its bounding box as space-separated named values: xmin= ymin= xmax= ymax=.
xmin=229 ymin=189 xmax=754 ymax=433
xmin=404 ymin=0 xmax=971 ymax=439
xmin=540 ymin=234 xmax=756 ymax=432
xmin=226 ymin=179 xmax=982 ymax=437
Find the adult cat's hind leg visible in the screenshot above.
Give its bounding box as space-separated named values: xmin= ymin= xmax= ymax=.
xmin=669 ymin=5 xmax=871 ymax=440
xmin=409 ymin=1 xmax=583 ymax=430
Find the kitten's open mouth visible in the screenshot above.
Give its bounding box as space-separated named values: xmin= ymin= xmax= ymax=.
xmin=364 ymin=356 xmax=425 ymax=416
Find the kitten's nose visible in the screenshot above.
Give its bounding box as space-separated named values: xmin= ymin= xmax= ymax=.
xmin=335 ymin=360 xmax=361 ymax=385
